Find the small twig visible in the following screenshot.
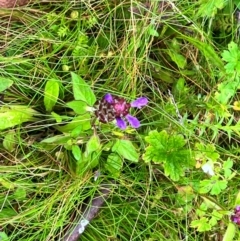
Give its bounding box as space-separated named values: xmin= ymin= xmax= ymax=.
xmin=62 ymin=182 xmax=114 ymax=241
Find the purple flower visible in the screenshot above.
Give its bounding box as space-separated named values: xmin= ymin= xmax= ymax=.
xmin=231 ymin=206 xmax=240 ymax=226
xmin=94 ymin=94 xmax=148 ymax=130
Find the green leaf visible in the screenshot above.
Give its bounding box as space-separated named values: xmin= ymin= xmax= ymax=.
xmin=0 ymin=232 xmax=9 ymax=241
xmin=190 ymin=217 xmax=211 ymax=232
xmin=223 ymin=158 xmax=233 ymax=178
xmin=223 ymin=223 xmax=236 ymax=241
xmin=44 ymin=79 xmax=59 ymax=112
xmin=71 ymin=72 xmax=96 ymax=105
xmin=86 ymin=135 xmax=101 ymax=155
xmin=199 ymin=178 xmax=228 ymax=195
xmin=0 ymin=106 xmax=38 ymax=131
xmin=194 ymin=142 xmax=220 ymax=162
xmin=143 ymin=130 xmax=193 ymax=181
xmin=0 ymin=207 xmax=17 ymax=219
xmin=105 ymin=153 xmax=123 ymax=178
xmin=72 ymin=145 xmax=82 ymax=161
xmin=3 ymin=130 xmax=16 ymax=152
xmin=148 ymin=26 xmax=159 ymax=37
xmin=40 ymin=134 xmax=71 ymax=145
xmin=66 ymin=100 xmax=88 ymax=114
xmin=55 ymin=114 xmax=91 ymax=133
xmin=222 ymin=42 xmax=240 ymax=74
xmin=214 ymin=77 xmax=240 ymax=105
xmin=0 ymin=78 xmax=13 ymax=92
xmin=209 ymin=210 xmax=223 ymax=227
xmin=112 ymin=139 xmax=139 ymax=162
xmin=197 ymin=0 xmax=226 ymax=18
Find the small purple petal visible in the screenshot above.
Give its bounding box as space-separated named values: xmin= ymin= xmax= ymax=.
xmin=126 ymin=114 xmax=140 ymax=128
xmin=104 ymin=93 xmax=114 ymax=103
xmin=116 ymin=117 xmax=127 ymax=130
xmin=236 ymin=206 xmax=240 ymax=212
xmin=131 ymin=97 xmax=148 ymax=108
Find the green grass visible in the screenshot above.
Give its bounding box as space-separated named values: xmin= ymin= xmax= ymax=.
xmin=1 ymin=0 xmax=240 ymax=240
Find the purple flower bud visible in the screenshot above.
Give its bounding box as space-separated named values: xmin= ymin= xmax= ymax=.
xmin=104 ymin=93 xmax=114 ymax=103
xmin=131 ymin=97 xmax=148 ymax=108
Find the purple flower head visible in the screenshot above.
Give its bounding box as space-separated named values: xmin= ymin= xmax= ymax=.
xmin=231 ymin=206 xmax=240 ymax=226
xmin=94 ymin=94 xmax=148 ymax=130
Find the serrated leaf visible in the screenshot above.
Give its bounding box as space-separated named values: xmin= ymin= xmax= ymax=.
xmin=66 ymin=100 xmax=88 ymax=114
xmin=199 ymin=178 xmax=228 ymax=195
xmin=44 ymin=79 xmax=59 ymax=112
xmin=222 ymin=42 xmax=240 ymax=74
xmin=72 ymin=145 xmax=82 ymax=161
xmin=143 ymin=130 xmax=193 ymax=181
xmin=197 ymin=0 xmax=226 ymax=18
xmin=71 ymin=72 xmax=96 ymax=106
xmin=0 ymin=78 xmax=13 ymax=92
xmin=0 ymin=106 xmax=38 ymax=131
xmin=112 ymin=139 xmax=139 ymax=162
xmin=191 ymin=217 xmax=211 ymax=232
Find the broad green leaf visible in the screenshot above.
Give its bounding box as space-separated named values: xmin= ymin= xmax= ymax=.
xmin=190 ymin=217 xmax=211 ymax=232
xmin=0 ymin=78 xmax=13 ymax=92
xmin=71 ymin=72 xmax=96 ymax=105
xmin=105 ymin=153 xmax=123 ymax=178
xmin=0 ymin=106 xmax=38 ymax=131
xmin=66 ymin=100 xmax=88 ymax=114
xmin=44 ymin=79 xmax=59 ymax=112
xmin=223 ymin=223 xmax=236 ymax=241
xmin=55 ymin=114 xmax=91 ymax=133
xmin=143 ymin=130 xmax=193 ymax=181
xmin=3 ymin=130 xmax=16 ymax=152
xmin=71 ymin=125 xmax=83 ymax=138
xmin=112 ymin=139 xmax=139 ymax=162
xmin=0 ymin=207 xmax=17 ymax=219
xmin=86 ymin=135 xmax=101 ymax=155
xmin=51 ymin=112 xmax=62 ymax=123
xmin=0 ymin=232 xmax=9 ymax=241
xmin=72 ymin=145 xmax=82 ymax=161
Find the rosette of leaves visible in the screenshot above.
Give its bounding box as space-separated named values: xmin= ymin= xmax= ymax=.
xmin=143 ymin=130 xmax=194 ymax=181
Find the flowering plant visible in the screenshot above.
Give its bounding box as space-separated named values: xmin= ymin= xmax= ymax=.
xmin=94 ymin=93 xmax=148 ymax=130
xmin=231 ymin=206 xmax=240 ymax=226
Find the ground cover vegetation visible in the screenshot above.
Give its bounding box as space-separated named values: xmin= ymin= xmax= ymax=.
xmin=0 ymin=0 xmax=240 ymax=240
